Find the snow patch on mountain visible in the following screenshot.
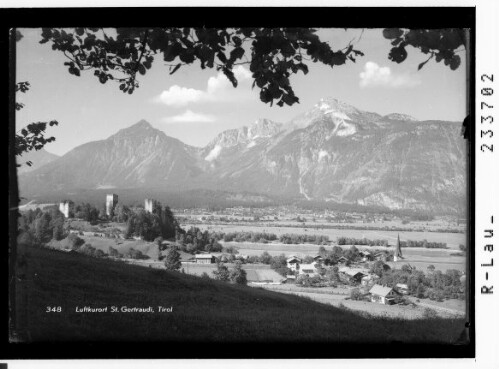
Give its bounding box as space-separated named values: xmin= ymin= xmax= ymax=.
xmin=335 ymin=121 xmax=357 ymax=136
xmin=205 ymin=145 xmax=222 ymax=161
xmin=331 ymin=111 xmax=351 ymax=120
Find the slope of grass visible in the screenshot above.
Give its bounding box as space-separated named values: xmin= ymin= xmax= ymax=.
xmin=12 ymin=245 xmax=467 ymax=343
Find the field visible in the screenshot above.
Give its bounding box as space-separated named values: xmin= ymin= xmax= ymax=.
xmin=49 ymin=235 xmax=160 ymax=259
xmin=256 ymin=284 xmax=466 ymax=319
xmin=184 ymin=223 xmax=466 ymax=249
xmin=11 ymin=244 xmax=468 ymax=345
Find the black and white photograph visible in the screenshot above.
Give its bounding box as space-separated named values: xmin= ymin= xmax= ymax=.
xmin=5 ymin=5 xmax=484 ymax=360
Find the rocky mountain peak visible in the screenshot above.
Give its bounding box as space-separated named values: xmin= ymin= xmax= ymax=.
xmin=111 ymin=119 xmax=158 ymax=139
xmin=382 ymin=113 xmax=419 ymax=122
xmin=315 ymin=97 xmax=359 ymax=116
xmin=248 ymin=118 xmax=283 ymax=139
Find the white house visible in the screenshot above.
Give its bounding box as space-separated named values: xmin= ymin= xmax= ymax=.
xmin=369 ymin=284 xmax=397 ymax=305
xmin=298 ymin=263 xmax=319 ymax=277
xmin=195 ymin=254 xmax=215 ymax=264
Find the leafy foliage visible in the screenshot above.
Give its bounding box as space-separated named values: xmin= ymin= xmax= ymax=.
xmin=212 ymin=262 xmax=230 ymax=282
xmin=37 ymin=27 xmax=364 ymax=107
xmin=15 ymin=81 xmax=59 ymax=166
xmin=125 ymin=202 xmax=180 ymax=241
xmin=350 ymin=288 xmax=363 ymax=301
xmin=383 ymin=28 xmax=465 ymax=70
xmin=164 ymin=246 xmax=181 ymax=271
xmin=175 ymin=226 xmax=222 ymax=254
xmin=17 ymin=206 xmax=67 ymax=245
xmin=229 ymin=261 xmax=247 ymax=285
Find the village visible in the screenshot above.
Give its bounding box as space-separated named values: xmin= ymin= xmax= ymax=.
xmin=12 ymin=192 xmax=466 ymax=320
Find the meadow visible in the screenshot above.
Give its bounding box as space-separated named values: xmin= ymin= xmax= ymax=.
xmin=184 ymin=223 xmax=467 ymax=249
xmin=12 ymin=244 xmax=468 ymax=345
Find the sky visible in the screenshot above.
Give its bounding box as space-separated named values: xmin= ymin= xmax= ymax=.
xmin=15 ymin=28 xmax=467 ymax=156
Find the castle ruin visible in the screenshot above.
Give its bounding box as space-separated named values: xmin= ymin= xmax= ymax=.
xmin=106 ymin=194 xmax=118 ymax=216
xmin=145 ymin=198 xmax=154 ymax=213
xmin=59 ymin=201 xmax=71 ymax=218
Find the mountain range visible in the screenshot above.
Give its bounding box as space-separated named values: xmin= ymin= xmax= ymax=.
xmin=17 ymin=148 xmax=60 ymax=174
xmin=17 ymin=98 xmax=467 ymax=215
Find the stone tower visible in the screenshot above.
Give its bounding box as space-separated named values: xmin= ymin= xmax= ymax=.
xmin=59 ymin=201 xmax=70 ymax=218
xmin=106 ymin=194 xmax=118 ymax=216
xmin=145 ymin=198 xmax=154 ymax=213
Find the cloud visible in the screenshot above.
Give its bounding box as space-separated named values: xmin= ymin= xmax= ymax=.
xmin=359 ymin=61 xmax=421 ymax=88
xmin=162 ymin=110 xmax=216 ymax=123
xmin=156 ymin=66 xmax=252 ymax=106
xmin=156 ymin=85 xmax=204 ymax=106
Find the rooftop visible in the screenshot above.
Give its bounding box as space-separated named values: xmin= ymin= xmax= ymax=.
xmin=369 ymin=284 xmax=394 ymax=297
xmin=195 ymin=254 xmax=214 ymax=259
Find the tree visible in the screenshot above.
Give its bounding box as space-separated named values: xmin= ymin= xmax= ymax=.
xmin=401 ymin=264 xmax=413 ymax=274
xmin=114 ymin=204 xmax=131 ymax=223
xmin=370 ymin=260 xmax=390 ymax=278
xmin=383 ymin=28 xmax=465 ymax=71
xmin=318 ymin=246 xmax=327 ymax=258
xmin=302 ymin=255 xmax=315 ymax=264
xmin=259 ymin=251 xmax=273 ymax=264
xmin=67 ymin=233 xmax=85 ymax=250
xmin=14 ymin=79 xmax=59 ymax=166
xmin=51 ymin=217 xmax=65 ymax=241
xmin=212 ymin=262 xmax=230 ymax=282
xmin=164 ymin=246 xmax=181 ymax=271
xmin=230 ymin=261 xmax=247 ymax=285
xmin=34 ymin=28 xmax=364 ymax=108
xmin=34 ymin=212 xmax=52 ymax=244
xmin=350 ymin=288 xmax=363 ymax=301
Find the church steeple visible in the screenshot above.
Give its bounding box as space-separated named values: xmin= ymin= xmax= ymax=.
xmin=394 ymin=233 xmax=403 ymax=261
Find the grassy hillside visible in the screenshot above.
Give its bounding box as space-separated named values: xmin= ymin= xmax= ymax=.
xmin=12 ymin=245 xmax=467 ymax=343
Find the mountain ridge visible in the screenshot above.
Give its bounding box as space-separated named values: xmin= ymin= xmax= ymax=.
xmin=18 ymin=98 xmax=466 ymax=214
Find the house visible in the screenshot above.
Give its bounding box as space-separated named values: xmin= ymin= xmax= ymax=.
xmin=337 ymin=256 xmax=348 ymax=264
xmin=195 ymin=254 xmax=215 ymax=264
xmin=359 ymin=250 xmax=373 ymax=261
xmin=395 ymin=283 xmax=409 ymax=294
xmin=373 ymin=252 xmax=387 ymax=261
xmin=339 ymin=267 xmax=368 ymax=284
xmin=286 ymin=256 xmax=302 ymax=271
xmin=369 ymin=284 xmax=397 ymax=305
xmin=298 ymin=263 xmax=319 ymax=277
xmin=313 ymin=255 xmax=324 ymax=263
